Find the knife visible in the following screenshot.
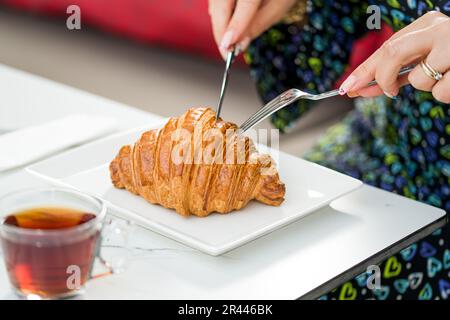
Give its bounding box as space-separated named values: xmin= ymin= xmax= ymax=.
xmin=215 ymin=48 xmax=237 ymax=121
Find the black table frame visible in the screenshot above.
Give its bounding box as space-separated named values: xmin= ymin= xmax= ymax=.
xmin=299 ymin=214 xmax=448 ymax=299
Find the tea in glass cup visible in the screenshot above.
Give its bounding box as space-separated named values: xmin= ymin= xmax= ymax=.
xmin=0 ymin=188 xmax=106 ymax=299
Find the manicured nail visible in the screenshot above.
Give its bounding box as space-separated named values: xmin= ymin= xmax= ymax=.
xmin=220 ymin=30 xmax=234 ymax=50
xmin=339 ymin=75 xmax=357 ymax=95
xmin=238 ymin=37 xmax=251 ymax=52
xmin=219 ymin=47 xmax=228 ymax=60
xmin=383 ymin=91 xmax=398 ymax=99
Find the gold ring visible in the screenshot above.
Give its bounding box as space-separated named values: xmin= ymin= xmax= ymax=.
xmin=420 ymin=60 xmax=443 ymax=81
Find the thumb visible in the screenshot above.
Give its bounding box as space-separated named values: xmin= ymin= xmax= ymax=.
xmin=247 ymin=0 xmax=296 ymax=41
xmin=220 ymin=0 xmax=261 ymax=50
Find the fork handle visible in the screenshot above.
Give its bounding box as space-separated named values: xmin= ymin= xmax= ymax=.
xmin=313 ymin=65 xmax=415 ymax=100
xmin=239 ymin=65 xmax=416 ymax=133
xmin=367 ymin=65 xmax=415 ymax=87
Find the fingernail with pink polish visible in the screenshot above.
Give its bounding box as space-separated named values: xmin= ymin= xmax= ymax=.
xmin=238 ymin=37 xmax=251 ymax=53
xmin=383 ymin=91 xmax=398 ymax=99
xmin=383 ymin=91 xmax=393 ymax=98
xmin=339 ymin=75 xmax=357 ymax=95
xmin=219 ymin=47 xmax=228 ymax=60
xmin=220 ymin=31 xmax=234 ymax=50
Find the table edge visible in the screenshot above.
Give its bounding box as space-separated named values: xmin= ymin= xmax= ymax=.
xmin=298 ymin=213 xmax=448 ymax=300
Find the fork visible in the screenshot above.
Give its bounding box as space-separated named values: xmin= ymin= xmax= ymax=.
xmin=239 ymin=65 xmax=415 ymax=132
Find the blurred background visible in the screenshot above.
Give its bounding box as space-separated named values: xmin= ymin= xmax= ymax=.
xmin=0 ymin=0 xmax=358 ymax=156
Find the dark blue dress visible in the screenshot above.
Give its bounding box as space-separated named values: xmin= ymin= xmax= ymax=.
xmin=245 ymin=0 xmax=449 ymax=299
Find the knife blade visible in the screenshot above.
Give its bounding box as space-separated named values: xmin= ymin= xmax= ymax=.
xmin=215 ymin=48 xmax=237 ymax=121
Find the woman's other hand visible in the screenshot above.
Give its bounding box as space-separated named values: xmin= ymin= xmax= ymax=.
xmin=339 ymin=11 xmax=450 ymax=103
xmin=208 ymin=0 xmax=296 ymax=59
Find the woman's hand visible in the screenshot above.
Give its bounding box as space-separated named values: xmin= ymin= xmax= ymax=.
xmin=339 ymin=11 xmax=450 ymax=103
xmin=208 ymin=0 xmax=296 ymax=59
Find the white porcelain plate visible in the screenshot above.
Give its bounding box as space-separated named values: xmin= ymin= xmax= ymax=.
xmin=27 ymin=122 xmax=362 ymax=256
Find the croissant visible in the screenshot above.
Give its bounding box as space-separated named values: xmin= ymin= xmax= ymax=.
xmin=110 ymin=107 xmax=285 ymax=217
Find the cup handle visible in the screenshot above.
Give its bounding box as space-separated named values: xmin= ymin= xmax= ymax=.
xmin=90 ymin=214 xmax=134 ymax=280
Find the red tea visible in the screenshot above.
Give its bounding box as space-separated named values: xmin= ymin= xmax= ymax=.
xmin=1 ymin=207 xmax=99 ymax=298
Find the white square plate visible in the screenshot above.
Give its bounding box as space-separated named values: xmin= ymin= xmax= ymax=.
xmin=27 ymin=121 xmax=362 ymax=255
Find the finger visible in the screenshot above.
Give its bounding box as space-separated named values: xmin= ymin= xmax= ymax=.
xmin=338 ymin=48 xmax=382 ymax=95
xmin=222 ymin=0 xmax=262 ymax=50
xmin=339 ymin=11 xmax=447 ymax=96
xmin=408 ymin=62 xmax=437 ymax=92
xmin=376 ymin=18 xmax=450 ymax=96
xmin=209 ymin=0 xmax=236 ymax=56
xmin=408 ymin=41 xmax=450 ymax=92
xmin=432 ymin=71 xmax=450 ymax=103
xmin=350 ymin=74 xmax=410 ymax=98
xmin=388 ymin=11 xmax=448 ymax=41
xmin=372 ymin=30 xmax=433 ymax=96
xmin=339 ymin=16 xmax=419 ymax=96
xmin=342 ymin=28 xmax=433 ymax=96
xmin=246 ymin=0 xmax=296 ymax=41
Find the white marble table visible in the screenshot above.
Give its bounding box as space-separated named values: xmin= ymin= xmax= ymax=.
xmin=0 ymin=64 xmax=162 ymax=133
xmin=0 ymin=65 xmax=446 ymax=299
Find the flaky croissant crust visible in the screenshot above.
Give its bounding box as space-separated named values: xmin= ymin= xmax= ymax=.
xmin=110 ymin=107 xmax=285 ymax=217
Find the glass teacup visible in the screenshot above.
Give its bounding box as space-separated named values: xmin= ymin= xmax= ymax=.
xmin=0 ymin=187 xmax=127 ymax=299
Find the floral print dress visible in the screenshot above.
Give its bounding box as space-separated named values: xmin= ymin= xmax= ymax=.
xmin=245 ymin=0 xmax=449 ymax=300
